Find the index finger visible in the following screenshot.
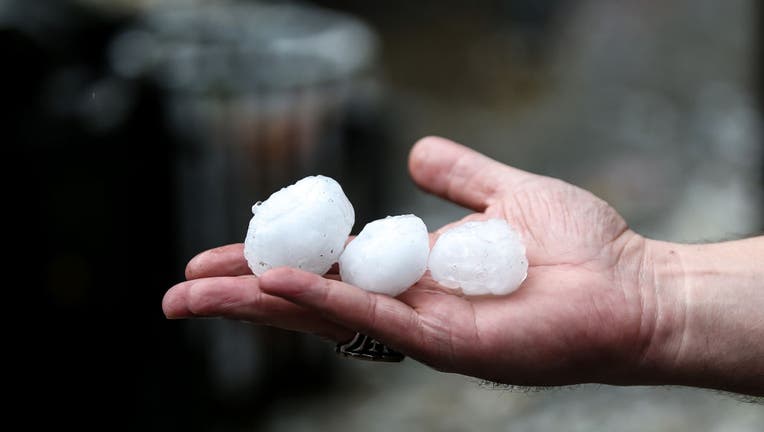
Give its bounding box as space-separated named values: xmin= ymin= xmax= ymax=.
xmin=258 ymin=267 xmax=427 ymax=358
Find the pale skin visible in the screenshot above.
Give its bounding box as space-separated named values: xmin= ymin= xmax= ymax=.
xmin=163 ymin=136 xmax=764 ymax=396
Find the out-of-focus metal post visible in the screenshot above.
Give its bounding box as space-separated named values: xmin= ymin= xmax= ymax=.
xmin=110 ymin=0 xmax=379 ymax=400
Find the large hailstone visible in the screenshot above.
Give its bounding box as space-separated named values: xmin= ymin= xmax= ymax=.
xmin=339 ymin=215 xmax=430 ymax=296
xmin=243 ymin=175 xmax=354 ymax=276
xmin=428 ymin=219 xmax=528 ymax=296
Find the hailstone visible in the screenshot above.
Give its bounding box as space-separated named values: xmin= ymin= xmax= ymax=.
xmin=428 ymin=219 xmax=528 ymax=296
xmin=339 ymin=215 xmax=429 ymax=296
xmin=243 ymin=175 xmax=354 ymax=276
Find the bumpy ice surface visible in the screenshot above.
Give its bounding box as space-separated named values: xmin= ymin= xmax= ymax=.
xmin=339 ymin=215 xmax=429 ymax=296
xmin=428 ymin=219 xmax=527 ymax=296
xmin=243 ymin=175 xmax=354 ymax=276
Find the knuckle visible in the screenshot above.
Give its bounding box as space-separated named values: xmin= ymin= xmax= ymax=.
xmin=365 ymin=295 xmax=380 ymax=332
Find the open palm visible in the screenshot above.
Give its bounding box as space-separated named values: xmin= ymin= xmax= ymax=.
xmin=163 ymin=136 xmax=653 ymax=387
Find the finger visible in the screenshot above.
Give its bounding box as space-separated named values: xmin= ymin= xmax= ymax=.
xmin=185 ymin=244 xmax=250 ymax=280
xmin=408 ymin=136 xmax=537 ymax=211
xmin=186 ymin=243 xmax=346 ymax=280
xmin=258 ymin=267 xmax=425 ymax=356
xmin=163 ymin=275 xmax=354 ymax=341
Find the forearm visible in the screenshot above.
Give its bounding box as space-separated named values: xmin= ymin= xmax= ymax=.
xmin=645 ymin=237 xmax=764 ymax=396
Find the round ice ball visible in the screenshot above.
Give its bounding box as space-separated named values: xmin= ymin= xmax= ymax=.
xmin=243 ymin=175 xmax=354 ymax=276
xmin=428 ymin=219 xmax=528 ymax=296
xmin=339 ymin=215 xmax=430 ymax=296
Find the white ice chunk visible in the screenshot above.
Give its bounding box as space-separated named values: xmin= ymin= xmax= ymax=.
xmin=428 ymin=219 xmax=527 ymax=296
xmin=243 ymin=175 xmax=354 ymax=276
xmin=339 ymin=214 xmax=429 ymax=296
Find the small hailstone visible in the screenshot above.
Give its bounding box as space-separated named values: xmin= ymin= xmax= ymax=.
xmin=339 ymin=215 xmax=429 ymax=296
xmin=428 ymin=219 xmax=527 ymax=296
xmin=243 ymin=175 xmax=354 ymax=276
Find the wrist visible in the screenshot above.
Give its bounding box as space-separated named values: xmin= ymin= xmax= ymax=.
xmin=641 ymin=237 xmax=764 ymax=395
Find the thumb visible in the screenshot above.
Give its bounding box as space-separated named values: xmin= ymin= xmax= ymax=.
xmin=408 ymin=136 xmax=536 ymax=211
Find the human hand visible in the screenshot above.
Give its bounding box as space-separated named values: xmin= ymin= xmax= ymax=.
xmin=163 ymin=136 xmax=763 ymax=395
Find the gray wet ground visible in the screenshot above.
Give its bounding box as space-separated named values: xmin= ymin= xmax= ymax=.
xmin=262 ymin=359 xmax=762 ymax=432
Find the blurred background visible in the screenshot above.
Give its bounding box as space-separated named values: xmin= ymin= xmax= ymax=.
xmin=11 ymin=0 xmax=762 ymax=430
